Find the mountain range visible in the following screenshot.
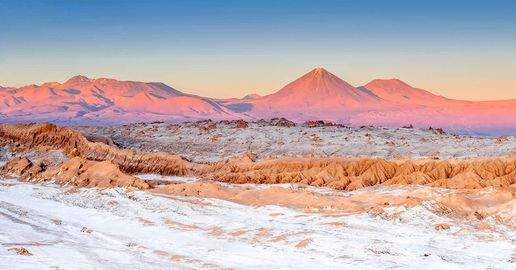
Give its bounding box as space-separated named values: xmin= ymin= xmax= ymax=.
xmin=2 ymin=68 xmax=515 ymax=134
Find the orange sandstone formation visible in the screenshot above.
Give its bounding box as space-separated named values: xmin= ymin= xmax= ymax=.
xmin=154 ymin=180 xmax=514 ymax=221
xmin=1 ymin=123 xmax=515 ymax=192
xmin=435 ymin=187 xmax=515 ymax=221
xmin=434 ymin=223 xmax=451 ymax=230
xmin=8 ymin=247 xmax=32 ymax=256
xmin=0 ymin=123 xmax=190 ymax=175
xmin=1 ymin=123 xmax=514 ymax=222
xmin=153 ymin=181 xmax=426 ymax=213
xmin=198 ymin=156 xmax=515 ymax=191
xmin=1 ymin=156 xmax=149 ymax=189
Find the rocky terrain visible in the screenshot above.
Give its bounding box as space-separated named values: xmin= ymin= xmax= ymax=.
xmin=77 ymin=120 xmax=516 ymax=162
xmin=1 ymin=122 xmax=515 ymax=269
xmin=1 ymin=122 xmax=515 ymax=191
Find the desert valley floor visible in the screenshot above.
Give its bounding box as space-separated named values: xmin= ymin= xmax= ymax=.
xmin=0 ymin=120 xmax=515 ymax=269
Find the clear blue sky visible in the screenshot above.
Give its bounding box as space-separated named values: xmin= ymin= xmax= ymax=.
xmin=1 ymin=0 xmax=515 ymax=100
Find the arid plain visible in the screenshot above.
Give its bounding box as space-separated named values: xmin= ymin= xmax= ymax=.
xmin=0 ymin=119 xmax=514 ymax=269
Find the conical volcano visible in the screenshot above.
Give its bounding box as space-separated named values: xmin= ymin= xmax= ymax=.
xmin=235 ymin=67 xmax=381 ymax=121
xmin=262 ymin=67 xmax=379 ymax=108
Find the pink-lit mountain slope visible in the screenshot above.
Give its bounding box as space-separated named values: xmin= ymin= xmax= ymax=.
xmin=225 ymin=68 xmax=384 ymax=120
xmin=1 ymin=68 xmax=515 ymax=134
xmin=225 ymin=68 xmax=516 ymax=134
xmin=360 ymin=79 xmax=450 ymax=106
xmin=0 ymin=75 xmax=242 ymax=124
xmin=355 ymin=78 xmax=516 ymax=134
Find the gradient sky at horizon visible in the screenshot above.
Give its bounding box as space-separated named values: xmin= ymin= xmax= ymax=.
xmin=1 ymin=0 xmax=515 ymax=100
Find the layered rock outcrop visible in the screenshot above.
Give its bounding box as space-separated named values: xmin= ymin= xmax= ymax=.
xmin=1 ymin=123 xmax=514 ymax=191
xmin=0 ymin=123 xmax=190 ymax=176
xmin=1 ymin=155 xmax=149 ymax=189
xmin=198 ymin=156 xmax=515 ymax=191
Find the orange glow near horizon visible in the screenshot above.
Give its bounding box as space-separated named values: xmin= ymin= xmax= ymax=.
xmin=3 ymin=62 xmax=515 ymax=101
xmin=2 ymin=2 xmax=515 ymax=101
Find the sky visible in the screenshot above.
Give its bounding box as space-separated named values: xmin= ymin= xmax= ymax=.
xmin=1 ymin=0 xmax=515 ymax=100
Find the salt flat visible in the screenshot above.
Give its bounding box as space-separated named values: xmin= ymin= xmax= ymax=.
xmin=1 ymin=177 xmax=513 ymax=270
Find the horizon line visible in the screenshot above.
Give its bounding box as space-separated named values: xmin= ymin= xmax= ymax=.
xmin=3 ymin=67 xmax=516 ymax=102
